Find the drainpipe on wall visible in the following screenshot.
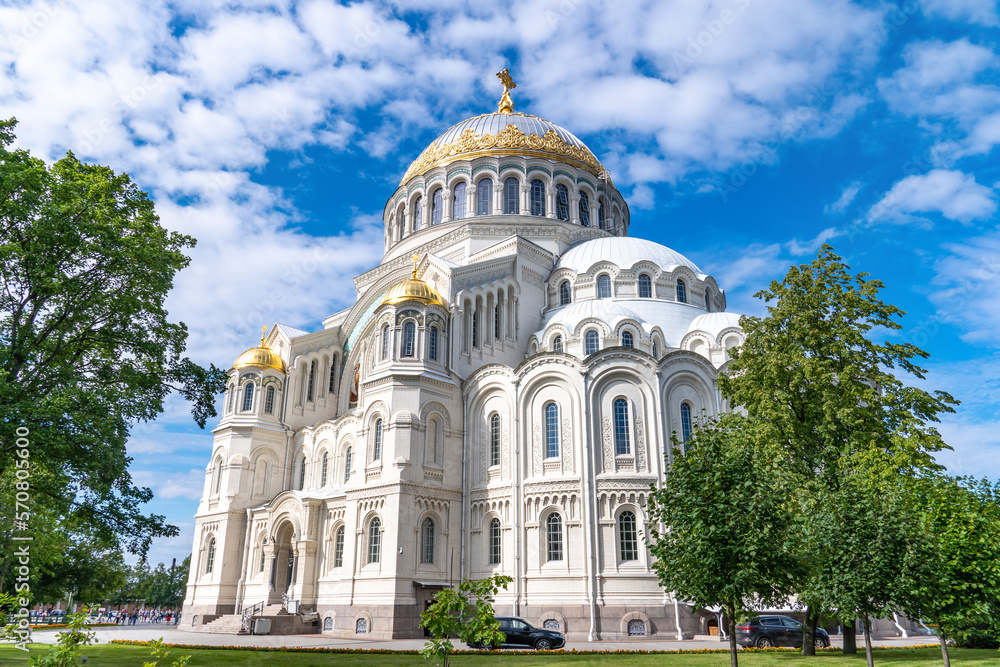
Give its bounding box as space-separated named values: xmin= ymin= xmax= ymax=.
xmin=460 ymin=386 xmax=468 ymax=585
xmin=580 ymin=369 xmax=598 ymax=642
xmin=512 ymin=378 xmax=522 ymax=616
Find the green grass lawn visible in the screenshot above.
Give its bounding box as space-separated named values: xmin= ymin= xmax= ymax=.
xmin=0 ymin=645 xmax=997 ymax=667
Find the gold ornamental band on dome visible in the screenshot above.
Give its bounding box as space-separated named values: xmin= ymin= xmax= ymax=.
xmin=233 ymin=326 xmax=285 ymax=372
xmin=399 ymin=123 xmax=610 ymax=186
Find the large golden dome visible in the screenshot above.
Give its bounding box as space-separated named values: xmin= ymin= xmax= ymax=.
xmin=382 ymin=258 xmax=446 ymax=307
xmin=233 ymin=328 xmax=285 ymax=372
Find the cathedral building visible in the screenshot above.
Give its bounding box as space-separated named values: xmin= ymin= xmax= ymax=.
xmin=181 ymin=73 xmax=745 ymax=641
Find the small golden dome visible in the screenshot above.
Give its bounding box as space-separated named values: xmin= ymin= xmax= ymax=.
xmin=234 ymin=327 xmax=285 ymax=372
xmin=382 ymin=256 xmax=447 ymax=307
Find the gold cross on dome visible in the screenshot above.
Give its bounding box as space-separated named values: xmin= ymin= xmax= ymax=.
xmin=411 ymin=254 xmax=420 ymax=278
xmin=260 ymin=326 xmax=267 ymax=345
xmin=496 ymin=69 xmax=516 ymax=115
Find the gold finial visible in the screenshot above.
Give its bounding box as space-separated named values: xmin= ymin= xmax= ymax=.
xmin=496 ymin=68 xmax=516 ymax=115
xmin=260 ymin=326 xmax=267 ymax=346
xmin=411 ymin=254 xmax=420 ymax=279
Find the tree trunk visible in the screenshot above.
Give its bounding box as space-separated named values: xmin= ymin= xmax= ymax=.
xmin=801 ymin=605 xmax=816 ymax=656
xmin=726 ymin=600 xmax=739 ymax=667
xmin=939 ymin=631 xmax=951 ymax=667
xmin=843 ymin=619 xmax=857 ymax=654
xmin=863 ymin=614 xmax=874 ymax=667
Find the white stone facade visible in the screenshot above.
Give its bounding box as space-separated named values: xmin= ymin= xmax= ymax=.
xmin=182 ymin=109 xmax=744 ymax=641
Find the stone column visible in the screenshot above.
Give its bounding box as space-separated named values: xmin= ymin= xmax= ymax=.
xmin=468 ymin=185 xmax=478 ymax=218
xmin=546 ymin=183 xmax=556 ymax=219
xmin=442 ymin=187 xmax=452 ymax=223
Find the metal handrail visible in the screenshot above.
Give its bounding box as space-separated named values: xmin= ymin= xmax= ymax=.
xmin=240 ymin=601 xmax=264 ymax=634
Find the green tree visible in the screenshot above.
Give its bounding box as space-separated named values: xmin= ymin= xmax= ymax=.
xmin=898 ymin=475 xmax=1000 ymax=667
xmin=647 ymin=414 xmax=801 ymax=667
xmin=30 ymin=612 xmax=96 ymax=667
xmin=717 ymin=245 xmax=957 ymax=655
xmin=419 ymin=574 xmax=512 ymax=667
xmin=0 ymin=118 xmax=226 ymax=585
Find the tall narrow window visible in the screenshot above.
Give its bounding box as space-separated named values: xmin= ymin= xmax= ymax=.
xmin=598 ymin=200 xmax=606 ymax=229
xmin=555 ymin=184 xmax=569 ymax=220
xmin=546 ymin=514 xmax=563 ymax=561
xmin=420 ymin=518 xmax=434 ymax=564
xmin=397 ymin=209 xmax=405 ymax=240
xmin=472 ymin=308 xmax=480 ymax=349
xmin=453 ymin=182 xmax=467 ymax=219
xmin=368 ymin=518 xmax=381 ymax=564
xmin=402 ymin=322 xmax=416 ymax=357
xmin=298 ymin=455 xmax=306 ymax=490
xmin=242 ymin=382 xmax=254 ymax=411
xmin=381 ymin=324 xmax=390 ymax=360
xmin=676 ymin=279 xmax=687 ymax=304
xmin=545 ymin=402 xmax=560 ymax=458
xmin=477 ymin=178 xmax=492 ymax=215
xmin=264 ymin=385 xmax=275 ymax=414
xmin=503 ymin=177 xmax=519 ymax=214
xmin=259 ymin=541 xmax=266 ymax=572
xmin=329 ymin=356 xmax=337 ymax=393
xmin=428 ymin=325 xmax=439 ymax=361
xmin=334 ymin=526 xmax=345 ymax=567
xmin=205 ymin=537 xmax=216 ymax=573
xmin=579 ymin=191 xmax=590 ymax=226
xmin=213 ymin=456 xmax=223 ymax=494
xmin=621 ymin=331 xmax=634 ymax=348
xmin=489 ymin=518 xmax=501 ymax=564
xmin=321 ymin=452 xmax=329 ymax=486
xmin=530 ymin=179 xmax=545 ymax=216
xmin=490 ymin=413 xmax=501 ymax=467
xmin=638 ymin=274 xmax=652 ymax=298
xmin=344 ymin=447 xmax=352 ymax=482
xmin=431 ymin=188 xmax=443 ymax=225
xmin=373 ymin=419 xmax=383 ymax=460
xmin=553 ymin=335 xmax=564 ymax=353
xmin=705 ymin=289 xmax=712 ymax=311
xmin=652 ymin=341 xmax=659 ymax=358
xmin=413 ymin=196 xmax=422 ymax=230
xmin=227 ymin=385 xmax=235 ymax=414
xmin=494 ymin=302 xmax=502 ymax=340
xmin=680 ymin=403 xmax=693 ymax=443
xmin=619 ymin=511 xmax=638 ymax=561
xmin=597 ymin=274 xmax=611 ymax=299
xmin=559 ymin=280 xmax=571 ymax=306
xmin=585 ymin=329 xmax=600 ymax=355
xmin=613 ymin=398 xmax=631 ymax=455
xmin=307 ymin=360 xmax=316 ymax=402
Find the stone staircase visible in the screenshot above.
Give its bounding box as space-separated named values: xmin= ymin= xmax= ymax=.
xmin=197 ymin=603 xmax=319 ymax=635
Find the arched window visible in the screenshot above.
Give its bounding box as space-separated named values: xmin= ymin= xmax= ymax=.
xmin=489 ymin=518 xmax=501 ymax=564
xmin=621 ymin=331 xmax=634 ymax=348
xmin=579 ymin=191 xmax=590 ymax=226
xmin=329 ymin=356 xmax=338 ymax=393
xmin=545 ymin=402 xmax=560 ymax=458
xmin=368 ymin=518 xmax=381 ymax=563
xmin=205 ymin=537 xmax=216 ymax=573
xmin=676 ymin=279 xmax=687 ymax=304
xmin=381 ymin=324 xmax=390 ymax=360
xmin=553 ymin=335 xmax=564 ymax=353
xmin=619 ymin=511 xmax=639 ymax=561
xmin=334 ymin=526 xmax=345 ymax=567
xmin=477 ymin=178 xmax=492 ymax=215
xmin=559 ymin=280 xmax=571 ymax=306
xmin=597 ymin=274 xmax=611 ymax=299
xmin=453 ymin=181 xmax=467 ymax=220
xmin=494 ymin=302 xmax=502 ymax=340
xmin=530 ymin=179 xmax=545 ymax=216
xmin=431 ymin=188 xmax=443 ymax=225
xmin=628 ymin=619 xmax=646 ymax=636
xmin=705 ymin=289 xmax=712 ymax=311
xmin=490 ymin=413 xmax=501 ymax=467
xmin=213 ymin=456 xmax=223 ymax=494
xmin=413 ymin=196 xmax=422 ymax=230
xmin=420 ymin=518 xmax=434 ymax=564
xmin=598 ymin=199 xmax=606 ymax=229
xmin=242 ymin=382 xmax=254 ymax=412
xmin=356 ymin=618 xmax=368 ymax=633
xmin=373 ymin=419 xmax=383 ymax=460
xmin=555 ymin=184 xmax=569 ymax=220
xmin=227 ymin=384 xmax=235 ymax=414
xmin=503 ymin=177 xmax=519 ymax=214
xmin=307 ymin=360 xmax=316 ymax=402
xmin=652 ymin=341 xmax=659 ymax=358
xmin=264 ymin=385 xmax=275 ymax=414
xmin=472 ymin=306 xmax=480 ymax=349
xmin=585 ymin=329 xmax=600 ymax=355
xmin=614 ymin=398 xmax=631 ymax=455
xmin=638 ymin=274 xmax=652 ymax=298
xmin=259 ymin=541 xmax=266 ymax=572
xmin=402 ymin=321 xmax=416 ymax=357
xmin=321 ymin=452 xmax=329 ymax=486
xmin=681 ymin=403 xmax=693 ymax=443
xmin=428 ymin=325 xmax=439 ymax=361
xmin=298 ymin=455 xmax=306 ymax=490
xmin=344 ymin=447 xmax=352 ymax=482
xmin=546 ymin=513 xmax=563 ymax=561
xmin=397 ymin=208 xmax=405 ymax=240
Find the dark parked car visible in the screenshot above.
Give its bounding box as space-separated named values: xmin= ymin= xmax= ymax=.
xmin=735 ymin=615 xmax=830 ymax=648
xmin=467 ymin=616 xmax=565 ymax=651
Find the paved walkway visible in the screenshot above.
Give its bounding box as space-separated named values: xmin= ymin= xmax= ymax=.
xmin=25 ymin=624 xmax=940 ymax=651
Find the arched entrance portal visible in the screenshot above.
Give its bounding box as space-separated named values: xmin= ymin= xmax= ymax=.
xmin=268 ymin=521 xmax=295 ymax=605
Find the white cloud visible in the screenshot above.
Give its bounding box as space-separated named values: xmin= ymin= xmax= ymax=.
xmin=866 ymin=169 xmax=997 ymax=225
xmin=927 ymin=234 xmax=1000 ymax=347
xmin=921 ymin=0 xmax=1000 ymax=26
xmin=132 ymin=469 xmax=207 ymax=502
xmin=786 ymin=227 xmax=838 ymax=256
xmin=825 ymin=182 xmax=862 ymax=215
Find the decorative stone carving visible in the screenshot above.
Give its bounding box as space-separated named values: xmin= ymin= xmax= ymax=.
xmin=561 ymin=417 xmax=573 ymax=474
xmin=602 ymin=416 xmax=614 ymax=472
xmin=635 ymin=415 xmax=646 ymax=473
xmin=532 ymin=423 xmax=542 ymax=476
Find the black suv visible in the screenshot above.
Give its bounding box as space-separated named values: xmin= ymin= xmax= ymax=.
xmin=467 ymin=616 xmax=565 ymax=651
xmin=735 ymin=615 xmax=830 ymax=648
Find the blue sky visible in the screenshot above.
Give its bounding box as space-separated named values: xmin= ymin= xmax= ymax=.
xmin=2 ymin=0 xmax=999 ymax=568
